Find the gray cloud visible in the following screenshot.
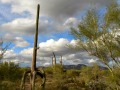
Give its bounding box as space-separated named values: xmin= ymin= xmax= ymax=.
xmin=3 ymin=33 xmax=29 ymax=48
xmin=0 ymin=0 xmax=113 ymax=35
xmin=64 ymin=51 xmax=98 ymax=65
xmin=0 ymin=0 xmax=113 ymax=66
xmin=1 ymin=0 xmax=113 ymax=20
xmin=0 ymin=17 xmax=65 ymax=35
xmin=40 ymin=0 xmax=113 ymax=21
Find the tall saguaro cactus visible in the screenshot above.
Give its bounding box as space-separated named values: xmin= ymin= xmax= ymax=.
xmin=20 ymin=4 xmax=46 ymax=90
xmin=31 ymin=3 xmax=39 ymax=72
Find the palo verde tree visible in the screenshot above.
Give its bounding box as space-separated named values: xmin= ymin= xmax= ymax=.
xmin=20 ymin=4 xmax=46 ymax=90
xmin=71 ymin=1 xmax=120 ymax=74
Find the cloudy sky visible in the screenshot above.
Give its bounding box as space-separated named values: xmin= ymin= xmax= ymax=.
xmin=0 ymin=0 xmax=114 ymax=67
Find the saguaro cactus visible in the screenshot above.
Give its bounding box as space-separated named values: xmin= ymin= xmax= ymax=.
xmin=52 ymin=52 xmax=56 ymax=66
xmin=20 ymin=4 xmax=46 ymax=90
xmin=60 ymin=55 xmax=63 ymax=65
xmin=52 ymin=57 xmax=53 ymax=66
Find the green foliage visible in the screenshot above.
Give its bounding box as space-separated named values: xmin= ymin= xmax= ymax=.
xmin=105 ymin=68 xmax=120 ymax=90
xmin=71 ymin=0 xmax=120 ymax=71
xmin=1 ymin=63 xmax=120 ymax=90
xmin=0 ymin=62 xmax=23 ymax=81
xmin=0 ymin=62 xmax=24 ymax=90
xmin=105 ymin=1 xmax=120 ymax=28
xmin=45 ymin=66 xmax=53 ymax=74
xmin=66 ymin=69 xmax=80 ymax=78
xmin=0 ymin=81 xmax=20 ymax=90
xmin=44 ymin=64 xmax=120 ymax=90
xmin=79 ymin=65 xmax=107 ymax=90
xmin=53 ymin=64 xmax=64 ymax=73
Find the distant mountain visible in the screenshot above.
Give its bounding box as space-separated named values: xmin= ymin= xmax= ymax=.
xmin=99 ymin=66 xmax=108 ymax=70
xmin=63 ymin=64 xmax=86 ymax=70
xmin=38 ymin=64 xmax=108 ymax=70
xmin=63 ymin=64 xmax=108 ymax=70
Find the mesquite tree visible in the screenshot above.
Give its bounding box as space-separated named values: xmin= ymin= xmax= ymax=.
xmin=20 ymin=4 xmax=46 ymax=90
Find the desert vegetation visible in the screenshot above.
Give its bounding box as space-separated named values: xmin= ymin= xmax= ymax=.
xmin=1 ymin=63 xmax=120 ymax=90
xmin=0 ymin=0 xmax=120 ymax=90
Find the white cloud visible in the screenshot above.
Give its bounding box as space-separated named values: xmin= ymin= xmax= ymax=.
xmin=89 ymin=59 xmax=97 ymax=63
xmin=43 ymin=62 xmax=51 ymax=66
xmin=39 ymin=38 xmax=69 ymax=51
xmin=64 ymin=17 xmax=80 ymax=28
xmin=20 ymin=48 xmax=33 ymax=57
xmin=1 ymin=38 xmax=99 ymax=67
xmin=2 ymin=38 xmax=98 ymax=66
xmin=38 ymin=38 xmax=77 ymax=57
xmin=19 ymin=38 xmax=74 ymax=58
xmin=14 ymin=37 xmax=29 ymax=47
xmin=3 ymin=50 xmax=17 ymax=62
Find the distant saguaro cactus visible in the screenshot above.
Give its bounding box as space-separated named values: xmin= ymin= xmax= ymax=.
xmin=60 ymin=55 xmax=63 ymax=66
xmin=52 ymin=57 xmax=53 ymax=66
xmin=52 ymin=52 xmax=56 ymax=66
xmin=20 ymin=4 xmax=46 ymax=90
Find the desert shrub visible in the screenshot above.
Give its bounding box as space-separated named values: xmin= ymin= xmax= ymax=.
xmin=79 ymin=65 xmax=108 ymax=90
xmin=66 ymin=70 xmax=80 ymax=78
xmin=0 ymin=80 xmax=20 ymax=90
xmin=104 ymin=68 xmax=120 ymax=90
xmin=45 ymin=66 xmax=53 ymax=74
xmin=52 ymin=64 xmax=66 ymax=78
xmin=0 ymin=62 xmax=23 ymax=81
xmin=53 ymin=64 xmax=64 ymax=73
